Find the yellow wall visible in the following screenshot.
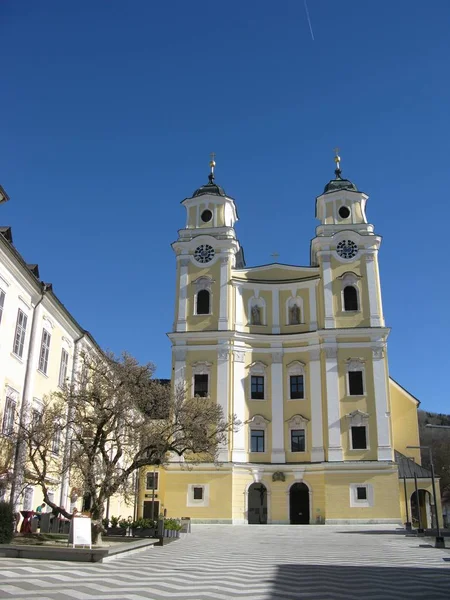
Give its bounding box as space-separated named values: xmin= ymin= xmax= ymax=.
xmin=390 ymin=379 xmax=421 ymax=463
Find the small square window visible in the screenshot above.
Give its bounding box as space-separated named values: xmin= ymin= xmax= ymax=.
xmin=290 ymin=429 xmax=305 ymax=452
xmin=351 ymin=426 xmax=367 ymax=450
xmin=348 ymin=371 xmax=364 ymax=395
xmin=251 ymin=376 xmax=264 ymax=400
xmin=251 ymin=429 xmax=265 ymax=452
xmin=194 ymin=374 xmax=208 ymax=397
xmin=290 ymin=375 xmax=304 ymax=399
xmin=356 ymin=487 xmax=367 ymax=500
xmin=193 ymin=486 xmax=203 ymax=500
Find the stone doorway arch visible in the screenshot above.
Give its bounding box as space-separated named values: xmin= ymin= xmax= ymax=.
xmin=289 ymin=482 xmax=310 ymax=524
xmin=247 ymin=482 xmax=268 ymax=524
xmin=411 ymin=489 xmax=433 ymax=528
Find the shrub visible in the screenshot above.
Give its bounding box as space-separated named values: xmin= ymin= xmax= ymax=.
xmin=0 ymin=501 xmax=14 ymax=544
xmin=109 ymin=515 xmax=120 ymax=528
xmin=119 ymin=519 xmax=129 ymax=529
xmin=164 ymin=518 xmax=182 ymax=531
xmin=102 ymin=518 xmax=109 ymax=529
xmin=132 ymin=518 xmax=154 ymax=529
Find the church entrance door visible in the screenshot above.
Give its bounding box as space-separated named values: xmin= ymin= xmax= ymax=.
xmin=289 ymin=483 xmax=310 ymax=524
xmin=248 ymin=483 xmax=268 ymax=524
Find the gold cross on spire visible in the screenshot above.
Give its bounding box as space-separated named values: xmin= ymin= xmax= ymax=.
xmin=209 ymin=152 xmax=216 ymax=175
xmin=271 ymin=252 xmax=280 ymax=261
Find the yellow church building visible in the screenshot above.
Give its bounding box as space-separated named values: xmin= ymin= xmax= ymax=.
xmin=139 ymin=155 xmax=441 ymax=527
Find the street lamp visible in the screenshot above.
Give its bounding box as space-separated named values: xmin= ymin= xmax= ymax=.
xmin=407 ymin=444 xmax=445 ymax=549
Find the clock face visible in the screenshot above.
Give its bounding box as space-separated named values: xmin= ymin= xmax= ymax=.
xmin=336 ymin=240 xmax=358 ymax=259
xmin=194 ymin=244 xmax=215 ymax=263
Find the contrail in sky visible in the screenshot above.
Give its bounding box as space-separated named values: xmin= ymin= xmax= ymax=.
xmin=304 ymin=0 xmax=315 ymax=41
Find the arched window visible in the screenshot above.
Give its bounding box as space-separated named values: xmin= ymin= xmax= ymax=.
xmin=343 ymin=285 xmax=358 ymax=311
xmin=196 ymin=289 xmax=210 ymax=315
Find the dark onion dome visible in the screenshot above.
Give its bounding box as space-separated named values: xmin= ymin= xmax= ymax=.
xmin=324 ymin=168 xmax=358 ymax=194
xmin=193 ymin=173 xmax=227 ymax=197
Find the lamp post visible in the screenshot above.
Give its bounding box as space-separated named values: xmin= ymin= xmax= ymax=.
xmin=407 ymin=444 xmax=445 ymax=549
xmin=401 ymin=462 xmax=412 ymax=532
xmin=413 ymin=472 xmax=424 ymax=535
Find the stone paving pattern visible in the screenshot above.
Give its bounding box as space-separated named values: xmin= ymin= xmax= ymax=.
xmin=1 ymin=525 xmax=449 ymax=600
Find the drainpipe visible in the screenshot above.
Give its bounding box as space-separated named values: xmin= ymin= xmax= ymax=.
xmin=10 ymin=289 xmax=45 ymax=511
xmin=59 ymin=332 xmax=85 ymax=510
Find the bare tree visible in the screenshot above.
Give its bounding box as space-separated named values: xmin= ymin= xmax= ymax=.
xmin=20 ymin=351 xmax=239 ymax=543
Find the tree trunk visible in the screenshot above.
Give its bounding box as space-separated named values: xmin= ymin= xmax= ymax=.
xmin=90 ymin=500 xmax=105 ymax=545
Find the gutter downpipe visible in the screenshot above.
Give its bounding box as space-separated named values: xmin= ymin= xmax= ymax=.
xmin=10 ymin=290 xmax=45 ymax=512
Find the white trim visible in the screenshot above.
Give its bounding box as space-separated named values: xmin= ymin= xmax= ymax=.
xmin=191 ymin=361 xmax=212 ymax=397
xmin=372 ymin=346 xmax=392 ymax=461
xmin=346 ymin=358 xmax=366 ymax=397
xmin=365 ymin=254 xmax=383 ymax=326
xmin=338 ymin=272 xmax=361 ymax=313
xmin=216 ymin=342 xmax=230 ymax=462
xmin=321 ymin=256 xmax=335 ymax=328
xmin=247 ymin=361 xmax=267 ymax=401
xmin=309 ymin=351 xmax=324 ymax=461
xmin=271 ymin=351 xmax=285 ymax=462
xmin=187 ymin=484 xmax=209 ymax=507
xmin=272 ymin=289 xmax=280 ymax=333
xmin=286 ymin=360 xmax=306 ymax=401
xmin=349 ymin=483 xmax=374 ymax=508
xmin=248 ymin=414 xmax=270 ymax=454
xmin=287 ymin=414 xmax=309 ymax=453
xmin=347 ymin=410 xmax=370 ymax=451
xmin=231 ymin=349 xmax=247 ymax=462
xmin=219 ymin=255 xmax=229 ymax=330
xmin=176 ymin=259 xmax=189 ymax=332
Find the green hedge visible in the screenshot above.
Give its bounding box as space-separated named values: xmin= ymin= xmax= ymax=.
xmin=0 ymin=501 xmax=14 ymax=544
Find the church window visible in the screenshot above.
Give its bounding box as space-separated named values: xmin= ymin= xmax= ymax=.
xmin=351 ymin=426 xmax=367 ymax=450
xmin=196 ymin=289 xmax=210 ymax=314
xmin=251 ymin=430 xmax=265 ymax=452
xmin=338 ymin=206 xmax=351 ymax=219
xmin=193 ymin=486 xmax=204 ymax=500
xmin=290 ymin=375 xmax=304 ymax=399
xmin=13 ymin=309 xmax=28 ymax=358
xmin=194 ymin=374 xmax=209 ymax=397
xmin=201 ymin=209 xmax=213 ymax=223
xmin=251 ymin=376 xmax=264 ymax=400
xmin=290 ymin=429 xmax=305 ymax=452
xmin=343 ymin=286 xmax=358 ymax=311
xmin=356 ymin=486 xmax=367 ymax=500
xmin=2 ymin=394 xmax=16 ymax=436
xmin=348 ymin=371 xmax=364 ymax=395
xmin=38 ymin=329 xmax=51 ymax=374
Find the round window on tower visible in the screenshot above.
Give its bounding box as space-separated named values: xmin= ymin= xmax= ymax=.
xmin=338 ymin=206 xmax=351 ymax=219
xmin=201 ymin=209 xmax=213 ymax=223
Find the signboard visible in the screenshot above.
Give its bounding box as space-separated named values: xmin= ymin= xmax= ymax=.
xmin=68 ymin=517 xmax=92 ymax=548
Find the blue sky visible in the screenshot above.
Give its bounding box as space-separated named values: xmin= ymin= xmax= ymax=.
xmin=1 ymin=1 xmax=449 ymax=413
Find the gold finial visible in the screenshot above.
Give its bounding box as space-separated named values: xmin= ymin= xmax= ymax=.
xmin=333 ymin=147 xmax=341 ymax=176
xmin=209 ymin=152 xmax=216 ymax=176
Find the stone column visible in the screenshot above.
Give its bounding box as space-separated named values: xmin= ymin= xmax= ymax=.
xmin=365 ymin=253 xmax=383 ymax=327
xmin=217 ymin=343 xmax=230 ymax=462
xmin=309 ymin=282 xmax=318 ymax=331
xmin=231 ymin=349 xmax=247 ymax=462
xmin=309 ymin=348 xmax=324 ymax=462
xmin=235 ymin=285 xmax=244 ymax=333
xmin=272 ymin=289 xmax=280 ymax=334
xmin=218 ymin=255 xmax=229 ymax=331
xmin=372 ymin=344 xmax=392 ymax=461
xmin=173 ymin=346 xmax=187 ymax=392
xmin=176 ymin=257 xmax=189 ymax=332
xmin=271 ymin=351 xmax=285 ymax=463
xmin=324 ymin=345 xmax=343 ymax=461
xmin=319 ymin=252 xmax=335 ymax=329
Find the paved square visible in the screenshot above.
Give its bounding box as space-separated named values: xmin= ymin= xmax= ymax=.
xmin=0 ymin=525 xmax=449 ymax=600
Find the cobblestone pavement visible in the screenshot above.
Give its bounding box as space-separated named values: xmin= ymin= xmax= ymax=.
xmin=1 ymin=525 xmax=449 ymax=600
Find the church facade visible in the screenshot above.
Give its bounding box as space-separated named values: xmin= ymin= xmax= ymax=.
xmin=139 ymin=157 xmax=440 ymax=525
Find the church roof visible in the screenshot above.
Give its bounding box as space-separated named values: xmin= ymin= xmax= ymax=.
xmin=193 ymin=173 xmax=227 ymax=197
xmin=323 ymin=167 xmax=358 ymax=194
xmin=396 ymin=451 xmax=432 ymax=479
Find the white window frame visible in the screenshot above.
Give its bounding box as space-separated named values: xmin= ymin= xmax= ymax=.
xmin=192 ymin=276 xmax=214 ymax=316
xmin=13 ymin=308 xmax=28 ymax=358
xmin=145 ymin=471 xmax=160 ymax=491
xmin=287 ymin=414 xmax=309 ymax=453
xmin=38 ymin=328 xmax=51 ymax=375
xmin=191 ymin=361 xmax=212 ymax=398
xmin=346 ymin=410 xmax=370 ymax=451
xmin=187 ymin=483 xmax=209 ymax=507
xmin=285 ymin=295 xmax=304 ymax=325
xmin=248 ymin=294 xmax=266 ymax=326
xmin=58 ymin=348 xmax=69 ymax=388
xmin=248 ymin=414 xmax=270 ymax=453
xmin=286 ymin=360 xmax=306 ymax=400
xmin=247 ymin=361 xmax=267 ymax=401
xmin=346 ymin=359 xmax=365 ymax=396
xmin=338 ymin=272 xmax=361 ymax=313
xmin=51 ymin=426 xmax=61 ymax=456
xmin=2 ymin=388 xmax=18 ymax=436
xmin=349 ymin=483 xmax=374 ymax=508
xmin=0 ymin=288 xmax=5 ymax=325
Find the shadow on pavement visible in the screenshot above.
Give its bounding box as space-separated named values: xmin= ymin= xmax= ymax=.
xmin=267 ymin=564 xmax=450 ymax=600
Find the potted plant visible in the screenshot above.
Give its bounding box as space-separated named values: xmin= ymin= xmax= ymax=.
xmin=119 ymin=518 xmax=130 ymax=535
xmin=164 ymin=518 xmax=182 ymax=538
xmin=106 ymin=515 xmax=126 ymax=537
xmin=132 ymin=518 xmax=156 ymax=538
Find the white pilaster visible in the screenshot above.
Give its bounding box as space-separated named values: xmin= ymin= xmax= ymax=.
xmin=372 ymin=345 xmax=392 ymax=461
xmin=235 ymin=285 xmax=244 ymax=332
xmin=320 ymin=252 xmax=335 ymax=329
xmin=217 ymin=343 xmax=230 ymax=462
xmin=366 ymin=254 xmax=383 ymax=327
xmin=231 ymin=349 xmax=247 ymax=462
xmin=272 ymin=289 xmax=280 ymax=334
xmin=271 ymin=351 xmax=285 ymax=463
xmin=324 ymin=345 xmax=343 ymax=461
xmin=218 ymin=256 xmax=229 ymax=331
xmin=176 ymin=257 xmax=189 ymax=332
xmin=309 ymin=282 xmax=318 ymax=331
xmin=309 ymin=348 xmax=324 ymax=462
xmin=173 ymin=346 xmax=187 ymax=392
